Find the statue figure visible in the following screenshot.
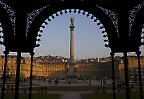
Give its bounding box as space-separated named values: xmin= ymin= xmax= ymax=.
xmin=70 ymin=17 xmax=74 ymax=26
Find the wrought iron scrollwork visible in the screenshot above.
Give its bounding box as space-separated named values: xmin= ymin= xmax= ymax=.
xmin=129 ymin=2 xmax=144 ymax=34
xmin=26 ymin=5 xmax=49 ymax=33
xmin=0 ymin=1 xmax=16 ymax=28
xmin=96 ymin=5 xmax=118 ymax=34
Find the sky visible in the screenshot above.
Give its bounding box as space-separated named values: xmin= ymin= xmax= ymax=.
xmin=0 ymin=12 xmax=144 ymax=59
xmin=34 ymin=13 xmax=111 ymax=59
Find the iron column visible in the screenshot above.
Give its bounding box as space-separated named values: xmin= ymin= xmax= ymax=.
xmin=14 ymin=51 xmax=21 ymax=99
xmin=110 ymin=51 xmax=116 ymax=99
xmin=29 ymin=51 xmax=34 ymax=99
xmin=1 ymin=50 xmax=9 ymax=99
xmin=136 ymin=51 xmax=143 ymax=99
xmin=123 ymin=51 xmax=130 ymax=99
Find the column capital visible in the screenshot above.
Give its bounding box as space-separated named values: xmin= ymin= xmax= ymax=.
xmin=70 ymin=26 xmax=75 ymax=31
xmin=3 ymin=50 xmax=9 ymax=55
xmin=30 ymin=51 xmax=35 ymax=56
xmin=136 ymin=51 xmax=141 ymax=56
xmin=110 ymin=51 xmax=115 ymax=56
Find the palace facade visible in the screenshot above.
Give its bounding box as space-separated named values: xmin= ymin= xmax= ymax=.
xmin=0 ymin=55 xmax=144 ymax=80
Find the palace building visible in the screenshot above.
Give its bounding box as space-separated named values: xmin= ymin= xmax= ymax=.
xmin=0 ymin=55 xmax=144 ymax=80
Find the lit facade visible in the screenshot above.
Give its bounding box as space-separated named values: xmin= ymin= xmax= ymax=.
xmin=0 ymin=55 xmax=143 ymax=80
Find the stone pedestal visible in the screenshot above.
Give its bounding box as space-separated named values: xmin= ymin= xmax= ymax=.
xmin=66 ymin=65 xmax=76 ymax=77
xmin=65 ymin=62 xmax=77 ymax=79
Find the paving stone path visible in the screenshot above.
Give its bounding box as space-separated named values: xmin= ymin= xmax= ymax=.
xmin=60 ymin=93 xmax=82 ymax=99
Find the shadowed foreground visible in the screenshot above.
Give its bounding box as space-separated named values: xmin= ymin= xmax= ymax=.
xmin=60 ymin=93 xmax=82 ymax=99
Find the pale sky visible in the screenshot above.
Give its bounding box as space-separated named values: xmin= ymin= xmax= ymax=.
xmin=0 ymin=12 xmax=144 ymax=59
xmin=34 ymin=13 xmax=111 ymax=59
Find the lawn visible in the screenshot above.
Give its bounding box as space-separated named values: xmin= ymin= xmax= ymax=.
xmin=2 ymin=93 xmax=61 ymax=99
xmin=1 ymin=85 xmax=141 ymax=99
xmin=32 ymin=85 xmax=111 ymax=91
xmin=81 ymin=92 xmax=140 ymax=99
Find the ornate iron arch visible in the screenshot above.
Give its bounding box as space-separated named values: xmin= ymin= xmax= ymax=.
xmin=0 ymin=4 xmax=14 ymax=50
xmin=27 ymin=0 xmax=118 ymax=51
xmin=130 ymin=4 xmax=144 ymax=50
